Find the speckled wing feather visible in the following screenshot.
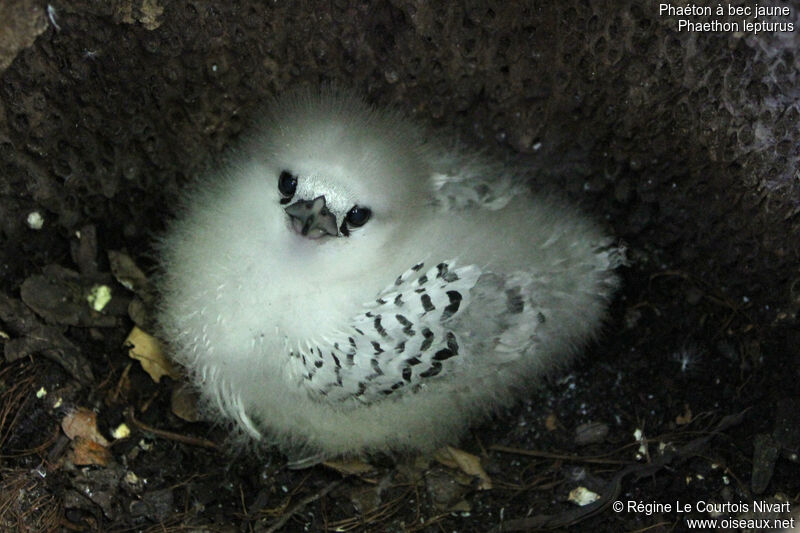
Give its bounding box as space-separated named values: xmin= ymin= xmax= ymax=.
xmin=290 ymin=260 xmax=481 ymax=405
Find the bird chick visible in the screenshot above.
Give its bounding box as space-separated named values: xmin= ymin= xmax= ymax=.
xmin=156 ymin=87 xmax=624 ymax=465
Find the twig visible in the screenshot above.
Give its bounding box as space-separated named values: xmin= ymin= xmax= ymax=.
xmin=490 ymin=445 xmax=632 ymax=465
xmin=125 ymin=407 xmax=218 ymax=450
xmin=262 ymin=479 xmax=342 ymax=533
xmin=491 ymin=409 xmax=750 ymax=532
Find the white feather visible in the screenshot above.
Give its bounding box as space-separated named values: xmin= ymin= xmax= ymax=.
xmin=155 ymin=86 xmax=623 ymax=461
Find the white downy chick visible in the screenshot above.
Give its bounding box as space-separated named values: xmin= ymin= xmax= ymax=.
xmin=156 ymin=87 xmax=624 ymax=466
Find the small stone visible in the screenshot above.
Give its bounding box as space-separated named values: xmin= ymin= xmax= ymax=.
xmin=575 ymin=422 xmax=609 ymax=445
xmin=26 ymin=210 xmax=44 ymax=229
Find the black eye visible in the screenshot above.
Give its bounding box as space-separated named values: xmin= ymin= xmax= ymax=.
xmin=278 ymin=170 xmax=297 ymax=202
xmin=345 ymin=205 xmax=371 ymax=227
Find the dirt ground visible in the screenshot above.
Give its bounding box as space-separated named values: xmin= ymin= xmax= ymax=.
xmin=1 ymin=1 xmax=799 ymax=532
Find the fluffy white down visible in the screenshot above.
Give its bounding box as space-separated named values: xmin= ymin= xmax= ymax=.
xmin=155 ymin=87 xmax=624 ymax=462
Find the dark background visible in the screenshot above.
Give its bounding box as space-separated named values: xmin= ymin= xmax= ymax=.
xmin=0 ymin=1 xmax=798 ymax=531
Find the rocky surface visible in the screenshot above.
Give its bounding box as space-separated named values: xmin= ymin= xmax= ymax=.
xmin=0 ymin=2 xmax=798 ymax=531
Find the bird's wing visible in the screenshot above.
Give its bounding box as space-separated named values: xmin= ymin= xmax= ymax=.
xmin=429 ymin=143 xmax=524 ymax=211
xmin=291 ymin=260 xmax=482 ymax=405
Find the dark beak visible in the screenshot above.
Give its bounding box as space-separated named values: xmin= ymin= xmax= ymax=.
xmin=284 ymin=195 xmax=339 ymax=239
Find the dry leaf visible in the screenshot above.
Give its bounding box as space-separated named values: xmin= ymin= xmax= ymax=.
xmin=323 ymin=458 xmax=376 ymax=477
xmin=70 ymin=437 xmax=112 ymax=466
xmin=171 ymin=384 xmax=200 ymax=422
xmin=449 ymin=499 xmax=471 ymax=512
xmin=347 ymin=485 xmax=382 ymax=514
xmin=108 ymin=250 xmax=150 ymax=295
xmin=676 ymin=404 xmax=693 ymax=425
xmin=125 ymin=326 xmax=180 ymax=383
xmin=545 ymin=413 xmax=558 ymax=431
xmin=61 ymin=408 xmax=110 ymax=446
xmin=435 ymin=446 xmax=492 ymax=490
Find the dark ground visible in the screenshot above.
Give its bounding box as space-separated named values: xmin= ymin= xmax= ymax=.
xmin=1 ymin=1 xmax=799 ymax=531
